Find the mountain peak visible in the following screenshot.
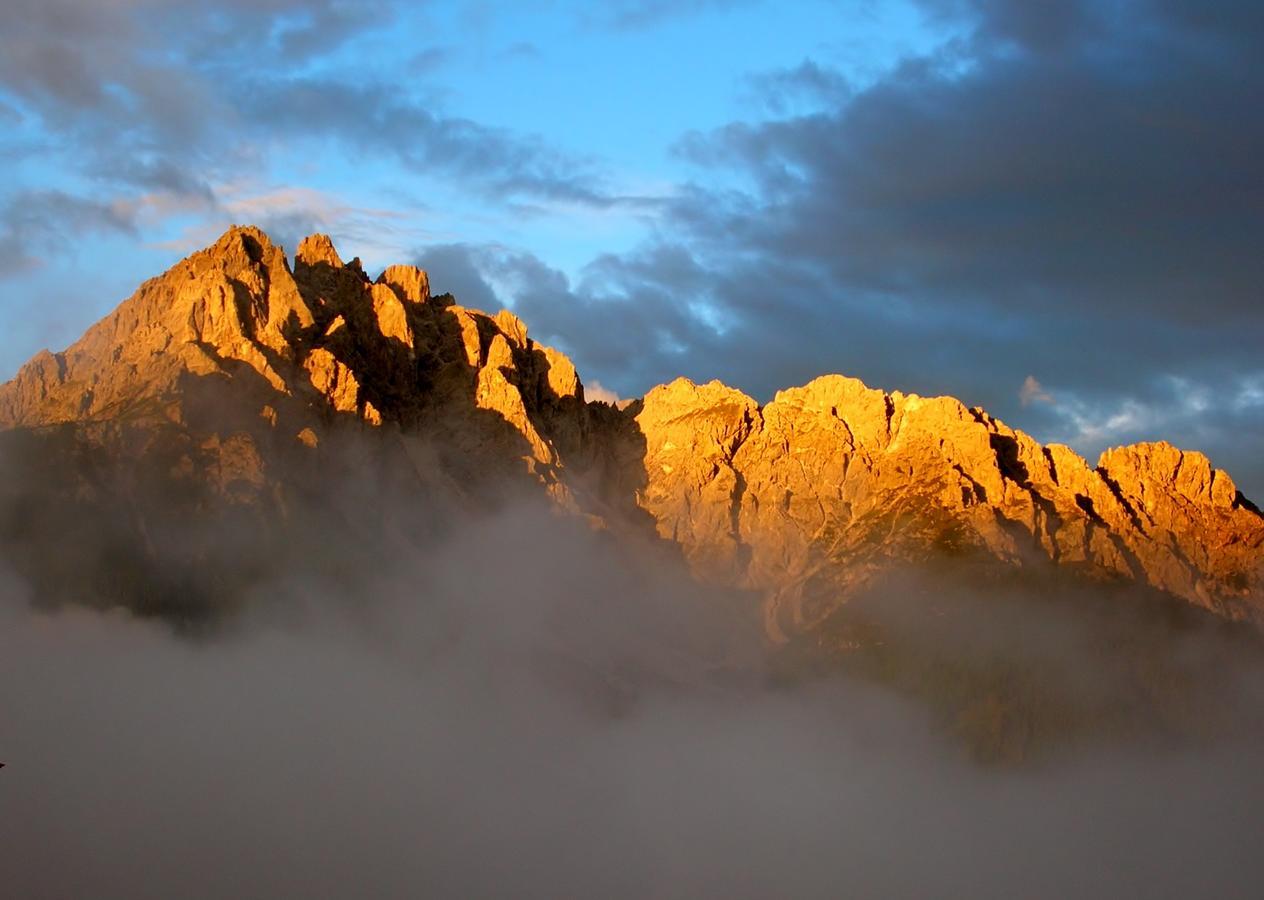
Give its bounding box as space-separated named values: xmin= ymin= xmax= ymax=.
xmin=295 ymin=232 xmax=344 ymax=269
xmin=1098 ymin=441 xmax=1241 ymax=510
xmin=377 ymin=264 xmax=431 ymax=306
xmin=195 ymin=225 xmax=294 ymax=284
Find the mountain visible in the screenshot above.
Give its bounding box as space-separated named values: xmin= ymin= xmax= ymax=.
xmin=5 ymin=224 xmax=1264 ymax=758
xmin=0 ymin=225 xmax=1261 ymax=637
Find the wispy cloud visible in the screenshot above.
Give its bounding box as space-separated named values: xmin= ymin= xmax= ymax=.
xmin=1019 ymin=375 xmax=1054 ymax=407
xmin=0 ymin=190 xmax=140 ymax=278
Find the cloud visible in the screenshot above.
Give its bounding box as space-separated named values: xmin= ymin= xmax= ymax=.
xmin=0 ymin=190 xmax=140 ymax=278
xmin=4 ymin=499 xmax=1264 ymax=898
xmin=0 ymin=1 xmax=299 ymax=154
xmin=412 ymin=243 xmax=506 ymax=311
xmin=0 ymin=0 xmax=631 ymax=218
xmin=584 ymin=0 xmax=759 ymax=30
xmin=465 ymin=0 xmax=1264 ymax=494
xmin=409 ymin=240 xmax=735 ymax=395
xmin=0 ymin=0 xmax=657 ymax=361
xmin=1019 ymin=375 xmax=1054 ymax=407
xmin=0 ymin=1 xmax=383 ymax=259
xmin=583 ymin=378 xmax=625 ymax=405
xmin=1018 ymin=372 xmax=1264 ymax=499
xmin=237 ymin=77 xmax=619 ymax=207
xmin=742 ymin=59 xmax=852 ymax=115
xmin=151 ymin=183 xmax=421 ymax=266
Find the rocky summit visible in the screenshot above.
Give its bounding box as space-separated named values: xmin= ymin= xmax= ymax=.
xmin=1 ymin=226 xmax=1261 ymax=635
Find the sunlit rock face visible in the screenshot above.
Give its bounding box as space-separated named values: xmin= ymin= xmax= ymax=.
xmin=629 ymin=375 xmax=1264 ymax=636
xmin=0 ymin=226 xmax=1260 ymax=630
xmin=0 ymin=226 xmax=596 ymax=488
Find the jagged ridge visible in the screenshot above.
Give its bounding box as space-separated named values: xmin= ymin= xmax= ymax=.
xmin=632 ymin=375 xmax=1263 ymax=635
xmin=0 ymin=226 xmax=1260 ymax=632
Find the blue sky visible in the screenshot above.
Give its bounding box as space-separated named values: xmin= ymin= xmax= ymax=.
xmin=2 ymin=0 xmax=1263 ymax=496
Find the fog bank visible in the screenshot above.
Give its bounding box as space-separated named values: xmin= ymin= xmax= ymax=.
xmin=3 ymin=507 xmax=1264 ymax=899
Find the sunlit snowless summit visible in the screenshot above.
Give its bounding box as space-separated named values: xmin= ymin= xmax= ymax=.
xmin=2 ymin=225 xmax=1260 ymax=633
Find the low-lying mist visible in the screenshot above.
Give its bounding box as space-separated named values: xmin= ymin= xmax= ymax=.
xmin=4 ymin=502 xmax=1264 ymax=899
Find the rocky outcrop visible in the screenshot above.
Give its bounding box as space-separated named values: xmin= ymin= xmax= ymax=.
xmin=0 ymin=226 xmax=1260 ymax=633
xmin=629 ymin=375 xmax=1264 ymax=635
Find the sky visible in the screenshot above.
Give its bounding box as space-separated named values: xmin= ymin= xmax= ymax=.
xmin=1 ymin=0 xmax=1261 ymax=496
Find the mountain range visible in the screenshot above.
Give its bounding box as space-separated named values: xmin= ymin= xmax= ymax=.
xmin=3 ymin=225 xmax=1259 ymax=629
xmin=5 ymin=225 xmax=1264 ymax=755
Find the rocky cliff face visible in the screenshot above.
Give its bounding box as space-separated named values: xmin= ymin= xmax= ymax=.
xmin=0 ymin=226 xmax=597 ymax=490
xmin=1 ymin=226 xmax=1261 ymax=633
xmin=631 ymin=375 xmax=1264 ymax=635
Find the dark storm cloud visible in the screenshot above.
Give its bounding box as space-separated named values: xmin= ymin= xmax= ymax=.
xmin=411 ymin=241 xmax=733 ymax=387
xmin=670 ymin=2 xmax=1264 ymax=352
xmin=450 ymin=0 xmax=1264 ymax=494
xmin=412 ymin=244 xmax=506 ymax=311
